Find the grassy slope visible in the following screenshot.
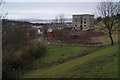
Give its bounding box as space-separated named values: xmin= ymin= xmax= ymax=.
xmin=17 ymin=44 xmax=98 ymax=77
xmin=21 ymin=43 xmax=118 ymax=78
xmin=32 ymin=45 xmax=98 ymax=65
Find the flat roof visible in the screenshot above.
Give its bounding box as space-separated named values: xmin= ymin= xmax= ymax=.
xmin=73 ymin=14 xmax=94 ymax=16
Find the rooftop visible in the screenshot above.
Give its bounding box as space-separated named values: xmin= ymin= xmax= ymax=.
xmin=73 ymin=14 xmax=94 ymax=16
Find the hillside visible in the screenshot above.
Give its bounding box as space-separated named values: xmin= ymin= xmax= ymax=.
xmin=21 ymin=43 xmax=118 ymax=78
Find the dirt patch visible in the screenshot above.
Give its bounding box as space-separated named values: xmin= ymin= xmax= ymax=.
xmin=50 ymin=30 xmax=104 ymax=46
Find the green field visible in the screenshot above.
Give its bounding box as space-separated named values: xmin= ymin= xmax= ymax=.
xmin=20 ymin=43 xmax=118 ymax=78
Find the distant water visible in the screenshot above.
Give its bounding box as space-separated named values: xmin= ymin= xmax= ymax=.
xmin=28 ymin=19 xmax=72 ymax=23
xmin=12 ymin=18 xmax=72 ymax=23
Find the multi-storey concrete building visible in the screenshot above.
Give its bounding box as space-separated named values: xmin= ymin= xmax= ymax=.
xmin=72 ymin=14 xmax=94 ymax=31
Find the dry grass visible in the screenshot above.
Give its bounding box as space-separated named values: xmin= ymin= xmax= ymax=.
xmin=92 ymin=33 xmax=118 ymax=46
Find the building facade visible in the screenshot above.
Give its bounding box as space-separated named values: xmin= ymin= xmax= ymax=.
xmin=72 ymin=14 xmax=94 ymax=31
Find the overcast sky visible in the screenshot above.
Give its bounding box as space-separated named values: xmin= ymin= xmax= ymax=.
xmin=4 ymin=0 xmax=120 ymax=2
xmin=1 ymin=0 xmax=120 ymax=20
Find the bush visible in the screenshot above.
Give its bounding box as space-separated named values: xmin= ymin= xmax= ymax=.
xmin=22 ymin=41 xmax=47 ymax=59
xmin=29 ymin=42 xmax=47 ymax=58
xmin=2 ymin=20 xmax=47 ymax=78
xmin=2 ymin=41 xmax=47 ymax=78
xmin=2 ymin=51 xmax=23 ymax=78
xmin=2 ymin=20 xmax=37 ymax=51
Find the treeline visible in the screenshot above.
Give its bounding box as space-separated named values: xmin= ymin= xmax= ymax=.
xmin=2 ymin=19 xmax=47 ymax=78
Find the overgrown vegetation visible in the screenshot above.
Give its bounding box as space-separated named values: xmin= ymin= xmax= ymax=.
xmin=2 ymin=20 xmax=47 ymax=78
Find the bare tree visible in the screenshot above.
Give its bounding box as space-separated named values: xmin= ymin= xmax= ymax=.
xmin=53 ymin=14 xmax=66 ymax=29
xmin=58 ymin=14 xmax=66 ymax=28
xmin=0 ymin=0 xmax=8 ymax=19
xmin=59 ymin=14 xmax=65 ymax=24
xmin=54 ymin=16 xmax=59 ymax=23
xmin=97 ymin=1 xmax=119 ymax=45
xmin=0 ymin=0 xmax=3 ymax=18
xmin=53 ymin=16 xmax=59 ymax=28
xmin=0 ymin=0 xmax=3 ymax=6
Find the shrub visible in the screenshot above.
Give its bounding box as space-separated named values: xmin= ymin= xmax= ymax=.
xmin=2 ymin=51 xmax=23 ymax=78
xmin=29 ymin=43 xmax=47 ymax=58
xmin=2 ymin=20 xmax=37 ymax=51
xmin=23 ymin=41 xmax=47 ymax=59
xmin=2 ymin=20 xmax=47 ymax=78
xmin=2 ymin=41 xmax=47 ymax=78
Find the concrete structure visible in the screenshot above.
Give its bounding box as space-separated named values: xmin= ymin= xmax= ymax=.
xmin=72 ymin=14 xmax=94 ymax=31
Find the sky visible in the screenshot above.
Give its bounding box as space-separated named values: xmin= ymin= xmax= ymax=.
xmin=4 ymin=0 xmax=120 ymax=2
xmin=1 ymin=0 xmax=120 ymax=20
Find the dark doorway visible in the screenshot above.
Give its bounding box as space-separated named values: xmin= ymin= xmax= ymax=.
xmin=80 ymin=25 xmax=82 ymax=30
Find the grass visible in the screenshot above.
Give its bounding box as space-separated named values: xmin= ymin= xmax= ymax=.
xmin=32 ymin=45 xmax=98 ymax=64
xmin=18 ymin=45 xmax=98 ymax=72
xmin=15 ymin=44 xmax=99 ymax=77
xmin=21 ymin=43 xmax=118 ymax=78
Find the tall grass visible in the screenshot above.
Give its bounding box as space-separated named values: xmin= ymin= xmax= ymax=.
xmin=2 ymin=41 xmax=47 ymax=78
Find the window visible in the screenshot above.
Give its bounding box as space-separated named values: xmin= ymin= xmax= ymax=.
xmin=81 ymin=21 xmax=82 ymax=24
xmin=75 ymin=19 xmax=77 ymax=22
xmin=84 ymin=22 xmax=86 ymax=24
xmin=84 ymin=19 xmax=86 ymax=20
xmin=84 ymin=25 xmax=86 ymax=27
xmin=75 ymin=25 xmax=77 ymax=27
xmin=80 ymin=25 xmax=82 ymax=30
